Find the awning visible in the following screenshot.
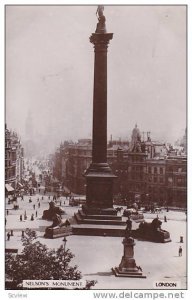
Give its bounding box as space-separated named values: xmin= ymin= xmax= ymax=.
xmin=5 ymin=184 xmax=14 ymax=192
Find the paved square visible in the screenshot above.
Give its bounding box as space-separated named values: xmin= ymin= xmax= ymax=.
xmin=5 ymin=194 xmax=187 ymax=289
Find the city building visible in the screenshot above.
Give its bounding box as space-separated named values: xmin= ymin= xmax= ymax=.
xmin=5 ymin=125 xmax=24 ymax=194
xmin=51 ymin=125 xmax=187 ymax=208
xmin=165 ymin=155 xmax=187 ymax=207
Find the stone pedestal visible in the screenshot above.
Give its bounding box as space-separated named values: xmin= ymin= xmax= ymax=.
xmin=112 ymin=236 xmax=146 ymax=278
xmin=44 ymin=226 xmax=72 ymax=239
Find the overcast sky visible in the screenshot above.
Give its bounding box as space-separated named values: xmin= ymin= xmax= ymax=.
xmin=6 ymin=5 xmax=186 ymax=146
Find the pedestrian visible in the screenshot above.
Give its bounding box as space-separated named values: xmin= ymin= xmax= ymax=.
xmin=180 ymin=236 xmax=183 ymax=243
xmin=33 ymin=204 xmax=35 ymax=210
xmin=6 ymin=209 xmax=9 ymax=216
xmin=22 ymin=230 xmax=25 ymax=238
xmin=29 ymin=197 xmax=32 ymax=203
xmin=60 ymin=201 xmax=62 ymax=206
xmin=64 ymin=201 xmax=65 ymax=205
xmin=48 ymin=195 xmax=50 ymax=200
xmin=39 ymin=188 xmax=40 ymax=193
xmin=21 ymin=195 xmax=24 ymax=201
xmin=36 ymin=210 xmax=38 ymax=217
xmin=164 ymin=216 xmax=167 ymax=222
xmin=20 ymin=215 xmax=22 ymax=221
xmin=5 ymin=218 xmax=7 ymax=226
xmin=10 ymin=229 xmax=14 ymax=236
xmin=7 ymin=232 xmax=11 ymax=241
xmin=38 ymin=202 xmax=40 ymax=208
xmin=31 ymin=214 xmax=34 ymax=221
xmin=41 ymin=196 xmax=44 ymax=200
xmin=179 ymin=246 xmax=182 ymax=257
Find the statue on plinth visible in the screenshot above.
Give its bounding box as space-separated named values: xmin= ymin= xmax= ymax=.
xmin=112 ymin=227 xmax=146 ymax=278
xmin=44 ymin=212 xmax=72 ymax=239
xmin=95 ymin=5 xmax=107 ymax=33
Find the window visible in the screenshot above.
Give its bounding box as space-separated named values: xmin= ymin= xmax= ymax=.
xmin=177 ymin=178 xmax=183 ymax=186
xmin=168 ymin=177 xmax=173 ymax=185
xmin=160 ymin=177 xmax=164 ymax=183
xmin=154 ymin=167 xmax=157 ymax=174
xmin=154 ymin=177 xmax=157 ymax=183
xmin=148 ymin=167 xmax=151 ymax=174
xmin=160 ymin=167 xmax=163 ymax=174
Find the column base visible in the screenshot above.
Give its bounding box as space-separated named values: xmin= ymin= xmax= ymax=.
xmin=85 ymin=163 xmax=116 ymax=209
xmin=112 ymin=267 xmax=146 ymax=278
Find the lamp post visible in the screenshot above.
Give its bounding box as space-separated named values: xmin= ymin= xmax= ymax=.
xmin=63 ymin=236 xmax=67 ymax=252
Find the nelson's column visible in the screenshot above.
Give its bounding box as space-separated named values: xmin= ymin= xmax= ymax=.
xmin=73 ymin=6 xmax=125 ymax=236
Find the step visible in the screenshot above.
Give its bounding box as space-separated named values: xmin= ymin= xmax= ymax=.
xmin=78 ymin=209 xmax=122 ymax=220
xmin=72 ymin=224 xmax=126 ymax=237
xmin=112 ymin=267 xmax=146 ymax=278
xmin=80 ymin=218 xmax=126 ymax=226
xmin=74 ymin=212 xmax=125 ymax=226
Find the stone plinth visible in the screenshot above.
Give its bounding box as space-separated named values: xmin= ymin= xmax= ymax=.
xmin=44 ymin=226 xmax=72 ymax=239
xmin=112 ymin=236 xmax=146 ymax=278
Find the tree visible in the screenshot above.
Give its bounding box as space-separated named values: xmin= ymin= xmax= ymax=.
xmin=5 ymin=229 xmax=96 ymax=289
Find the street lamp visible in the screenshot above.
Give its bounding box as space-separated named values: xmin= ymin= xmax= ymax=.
xmin=63 ymin=236 xmax=67 ymax=252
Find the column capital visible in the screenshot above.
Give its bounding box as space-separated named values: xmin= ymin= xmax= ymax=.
xmin=90 ymin=33 xmax=113 ymax=46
